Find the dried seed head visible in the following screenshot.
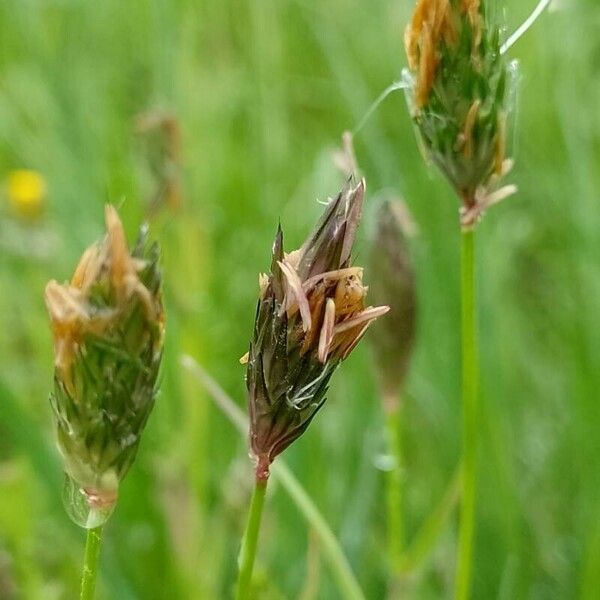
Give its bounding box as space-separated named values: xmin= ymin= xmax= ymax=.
xmin=135 ymin=110 xmax=182 ymax=215
xmin=404 ymin=0 xmax=518 ymax=227
xmin=45 ymin=206 xmax=164 ymax=524
xmin=245 ymin=179 xmax=389 ymax=479
xmin=368 ymin=200 xmax=417 ymax=407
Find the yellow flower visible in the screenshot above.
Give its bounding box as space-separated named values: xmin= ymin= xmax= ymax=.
xmin=7 ymin=169 xmax=47 ymax=218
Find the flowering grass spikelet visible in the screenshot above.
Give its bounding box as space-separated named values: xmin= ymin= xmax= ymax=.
xmin=244 ymin=179 xmax=389 ymax=480
xmin=45 ymin=206 xmax=164 ymax=528
xmin=368 ymin=199 xmax=417 ymax=405
xmin=404 ymin=0 xmax=518 ymax=228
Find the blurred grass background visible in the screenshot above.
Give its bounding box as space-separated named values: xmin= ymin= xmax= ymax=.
xmin=0 ymin=0 xmax=599 ymax=598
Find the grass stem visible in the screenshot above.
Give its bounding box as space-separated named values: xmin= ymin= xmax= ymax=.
xmin=236 ymin=477 xmax=268 ymax=600
xmin=500 ymin=0 xmax=552 ymax=55
xmin=181 ymin=356 xmax=365 ymax=600
xmin=271 ymin=462 xmax=365 ymax=600
xmin=455 ymin=228 xmax=479 ymax=600
xmin=399 ymin=463 xmax=462 ymax=573
xmin=80 ymin=526 xmax=103 ymax=600
xmin=383 ymin=394 xmax=404 ymax=574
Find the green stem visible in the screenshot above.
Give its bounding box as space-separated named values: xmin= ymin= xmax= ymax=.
xmin=384 ymin=394 xmax=403 ymax=574
xmin=236 ymin=477 xmax=268 ymax=600
xmin=80 ymin=526 xmax=103 ymax=600
xmin=182 ymin=356 xmax=366 ymax=600
xmin=272 ymin=462 xmax=365 ymax=600
xmin=399 ymin=463 xmax=462 ymax=573
xmin=455 ymin=228 xmax=479 ymax=600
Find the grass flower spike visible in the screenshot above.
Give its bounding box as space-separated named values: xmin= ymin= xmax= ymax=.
xmin=245 ymin=178 xmax=389 ymax=480
xmin=45 ymin=206 xmax=163 ymax=599
xmin=403 ymin=1 xmax=522 ymax=598
xmin=404 ymin=0 xmax=518 ymax=229
xmin=236 ymin=178 xmax=388 ymax=599
xmin=368 ymin=200 xmax=417 ymax=403
xmin=368 ymin=199 xmax=417 ymax=579
xmin=45 ymin=205 xmax=164 ymax=529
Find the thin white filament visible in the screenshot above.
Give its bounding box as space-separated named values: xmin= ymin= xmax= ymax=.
xmin=352 ymin=0 xmax=550 ymax=140
xmin=353 ymin=80 xmax=409 ymax=136
xmin=501 ymin=0 xmax=553 ymax=55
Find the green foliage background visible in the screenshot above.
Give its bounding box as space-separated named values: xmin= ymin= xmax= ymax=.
xmin=0 ymin=1 xmax=599 ymax=598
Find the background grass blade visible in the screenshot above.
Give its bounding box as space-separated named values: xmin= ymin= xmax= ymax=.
xmin=181 ymin=355 xmax=366 ymax=600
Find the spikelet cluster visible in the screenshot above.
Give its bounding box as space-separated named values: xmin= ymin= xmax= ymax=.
xmin=45 ymin=207 xmax=164 ymax=524
xmin=368 ymin=200 xmax=417 ymax=407
xmin=404 ymin=0 xmax=518 ymax=228
xmin=244 ymin=179 xmax=389 ymax=479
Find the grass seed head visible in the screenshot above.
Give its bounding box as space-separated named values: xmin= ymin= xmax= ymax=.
xmin=404 ymin=0 xmax=518 ymax=227
xmin=245 ymin=179 xmax=389 ymax=479
xmin=45 ymin=206 xmax=164 ymax=518
xmin=368 ymin=200 xmax=417 ymax=408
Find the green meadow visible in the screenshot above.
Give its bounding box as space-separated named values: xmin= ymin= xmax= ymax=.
xmin=1 ymin=1 xmax=599 ymax=598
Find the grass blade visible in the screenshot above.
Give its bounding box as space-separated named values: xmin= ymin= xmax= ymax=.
xmin=180 ymin=354 xmax=366 ymax=600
